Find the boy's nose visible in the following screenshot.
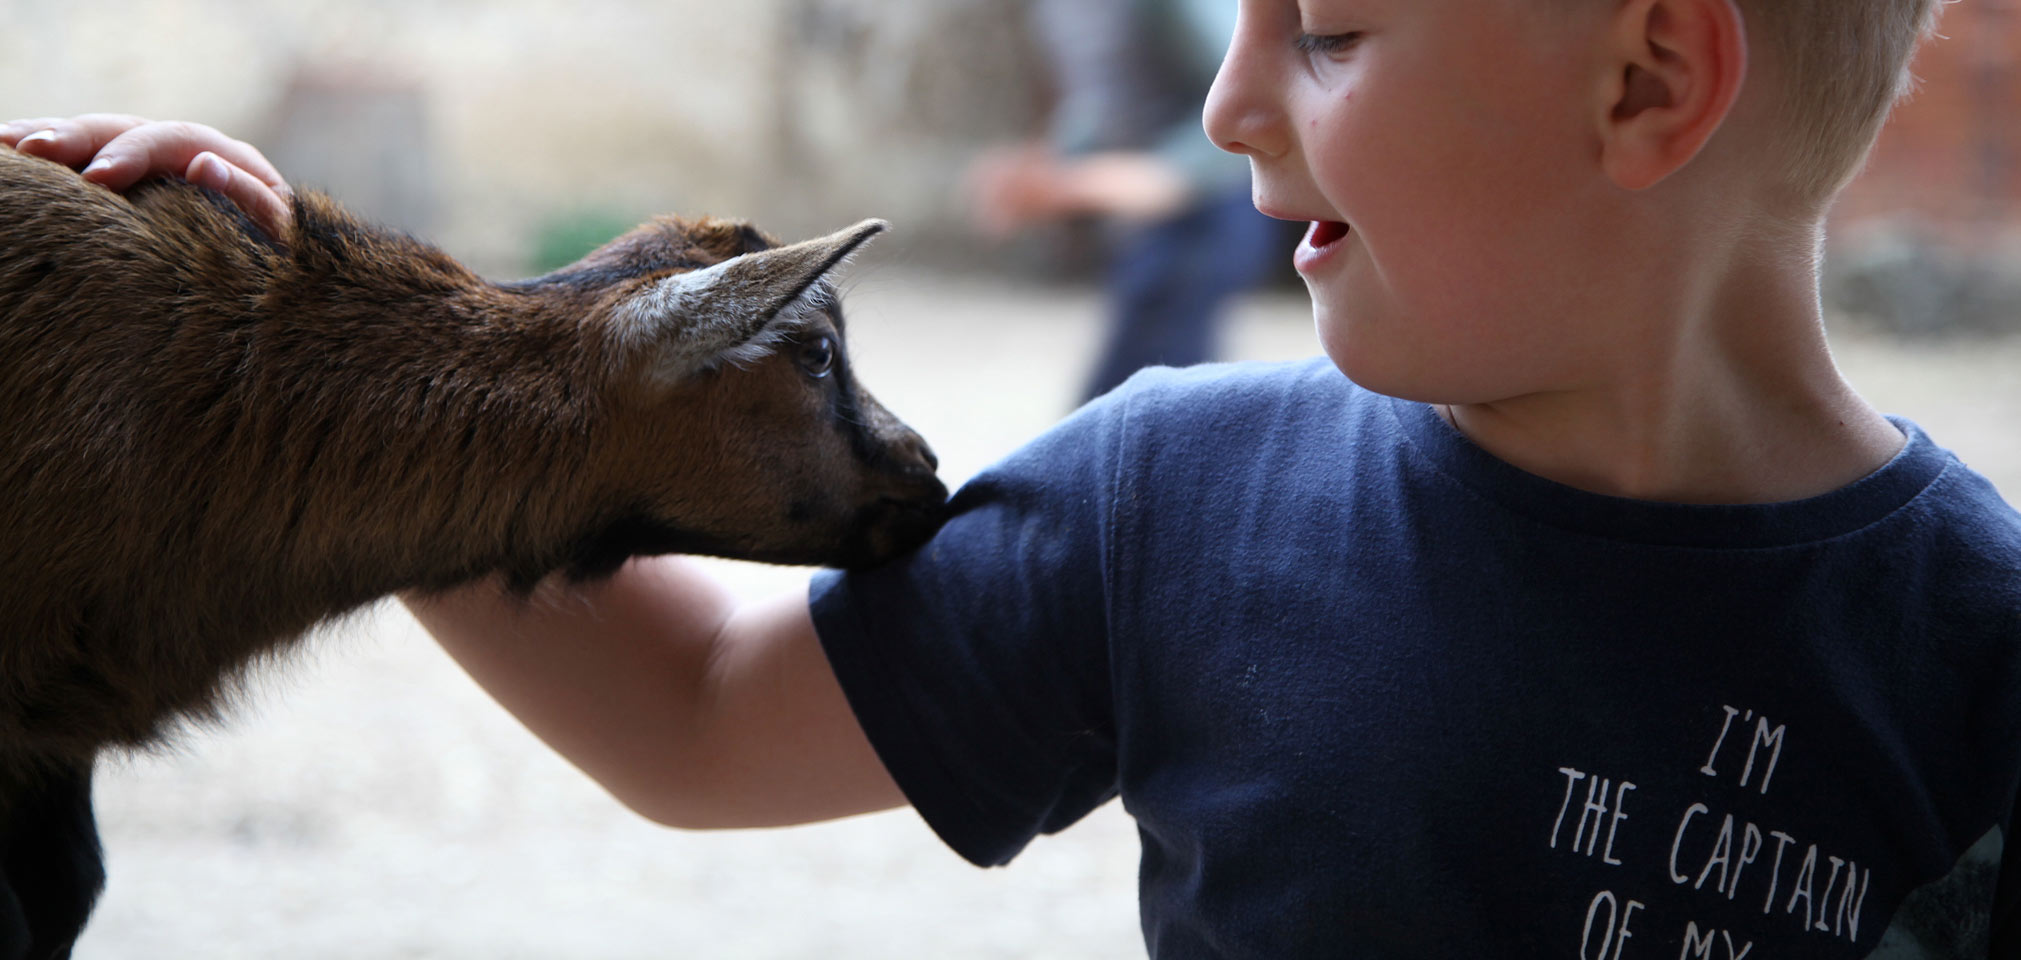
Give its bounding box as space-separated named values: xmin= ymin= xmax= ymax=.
xmin=1202 ymin=16 xmax=1288 ymax=160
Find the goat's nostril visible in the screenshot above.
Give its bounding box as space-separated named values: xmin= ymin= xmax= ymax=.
xmin=893 ymin=430 xmax=938 ymax=473
xmin=878 ymin=429 xmax=940 ymax=480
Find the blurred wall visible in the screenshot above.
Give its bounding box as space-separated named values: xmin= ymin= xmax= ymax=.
xmin=3 ymin=0 xmax=2011 ymax=309
xmin=1836 ymin=0 xmax=2021 ymax=234
xmin=1827 ymin=2 xmax=2021 ymax=336
xmin=0 ymin=0 xmax=1047 ymax=275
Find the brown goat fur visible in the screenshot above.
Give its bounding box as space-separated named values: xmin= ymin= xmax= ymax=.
xmin=0 ymin=145 xmax=946 ymax=953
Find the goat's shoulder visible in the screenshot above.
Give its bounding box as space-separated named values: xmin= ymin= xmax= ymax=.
xmin=0 ymin=147 xmax=152 ymax=251
xmin=0 ymin=146 xmax=282 ymax=308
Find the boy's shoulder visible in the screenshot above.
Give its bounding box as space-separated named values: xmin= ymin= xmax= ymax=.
xmin=1067 ymin=357 xmax=1399 ymax=465
xmin=1104 ymin=354 xmax=1352 ymax=406
xmin=1091 ymin=355 xmax=1386 ymax=441
xmin=1899 ymin=431 xmax=2021 ymax=598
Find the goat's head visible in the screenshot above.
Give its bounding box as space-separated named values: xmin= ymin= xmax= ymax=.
xmin=544 ymin=216 xmax=948 ymax=577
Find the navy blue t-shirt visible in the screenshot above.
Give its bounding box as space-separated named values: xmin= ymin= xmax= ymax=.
xmin=809 ymin=358 xmax=2021 ymax=958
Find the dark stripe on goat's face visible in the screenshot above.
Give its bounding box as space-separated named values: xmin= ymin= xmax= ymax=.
xmin=825 ymin=342 xmax=884 ymax=471
xmin=817 ymin=302 xmax=882 ymax=469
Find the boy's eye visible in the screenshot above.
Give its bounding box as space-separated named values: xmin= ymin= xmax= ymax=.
xmin=1295 ymin=32 xmax=1364 ymax=56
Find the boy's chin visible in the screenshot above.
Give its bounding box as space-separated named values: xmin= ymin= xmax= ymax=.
xmin=1309 ymin=295 xmax=1382 ymax=361
xmin=1312 ymin=304 xmax=1391 ymax=393
xmin=1312 ymin=303 xmax=1452 ymax=403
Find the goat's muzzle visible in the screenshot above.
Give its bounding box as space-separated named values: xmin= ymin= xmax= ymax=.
xmin=834 ymin=429 xmax=948 ymax=569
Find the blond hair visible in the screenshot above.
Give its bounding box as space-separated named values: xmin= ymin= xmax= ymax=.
xmin=1744 ymin=0 xmax=1945 ymax=207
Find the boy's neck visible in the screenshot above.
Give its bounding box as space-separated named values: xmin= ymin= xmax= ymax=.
xmin=1444 ymin=223 xmax=1905 ymax=506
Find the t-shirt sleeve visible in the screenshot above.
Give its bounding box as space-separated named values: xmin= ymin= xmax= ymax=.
xmin=808 ymin=386 xmax=1135 ymax=867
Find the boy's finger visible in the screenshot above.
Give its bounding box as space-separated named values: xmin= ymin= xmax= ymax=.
xmin=186 ymin=152 xmax=293 ymax=240
xmin=0 ymin=116 xmax=66 ymax=147
xmin=5 ymin=118 xmax=94 ymax=165
xmin=2 ymin=114 xmax=152 ymax=165
xmin=55 ymin=113 xmax=152 ymax=154
xmin=89 ymin=122 xmax=291 ymax=197
xmin=143 ymin=121 xmax=292 ymax=194
xmin=213 ymin=134 xmax=290 ymax=196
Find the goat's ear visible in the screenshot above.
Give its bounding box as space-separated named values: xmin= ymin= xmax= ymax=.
xmin=613 ymin=219 xmax=887 ymax=383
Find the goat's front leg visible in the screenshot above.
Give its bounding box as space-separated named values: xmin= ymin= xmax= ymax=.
xmin=0 ymin=763 xmax=105 ymax=960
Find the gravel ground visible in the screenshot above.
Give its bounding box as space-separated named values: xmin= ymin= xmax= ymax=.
xmin=72 ymin=270 xmax=2021 ymax=959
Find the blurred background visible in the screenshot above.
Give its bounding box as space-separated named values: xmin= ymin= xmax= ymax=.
xmin=2 ymin=0 xmax=2016 ymax=957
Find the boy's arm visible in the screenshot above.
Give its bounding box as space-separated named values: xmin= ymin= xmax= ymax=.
xmin=408 ymin=558 xmax=906 ymax=829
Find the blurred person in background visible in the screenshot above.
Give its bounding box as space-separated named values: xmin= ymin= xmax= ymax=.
xmin=967 ymin=0 xmax=1281 ymax=403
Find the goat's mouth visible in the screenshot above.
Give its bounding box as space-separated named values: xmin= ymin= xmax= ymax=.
xmin=830 ymin=492 xmax=951 ymax=569
xmin=549 ymin=490 xmax=949 ymax=575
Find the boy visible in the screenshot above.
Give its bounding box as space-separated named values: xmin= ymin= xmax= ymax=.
xmin=9 ymin=0 xmax=2018 ymax=954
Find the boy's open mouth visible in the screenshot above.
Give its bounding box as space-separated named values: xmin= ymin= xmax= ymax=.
xmin=1308 ymin=220 xmax=1351 ymax=248
xmin=1293 ymin=220 xmax=1354 ymax=274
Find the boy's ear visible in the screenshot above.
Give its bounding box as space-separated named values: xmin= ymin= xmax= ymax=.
xmin=612 ymin=219 xmax=886 ymax=384
xmin=1596 ymin=0 xmax=1748 ymax=191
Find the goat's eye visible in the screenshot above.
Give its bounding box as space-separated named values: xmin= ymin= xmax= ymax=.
xmin=799 ymin=335 xmax=835 ymax=378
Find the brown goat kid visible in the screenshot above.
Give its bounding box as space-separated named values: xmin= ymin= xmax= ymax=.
xmin=0 ymin=145 xmax=947 ymax=957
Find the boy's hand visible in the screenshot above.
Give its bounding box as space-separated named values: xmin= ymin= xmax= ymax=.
xmin=1 ymin=113 xmax=293 ymax=240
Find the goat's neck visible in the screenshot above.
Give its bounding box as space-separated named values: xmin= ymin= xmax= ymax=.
xmin=237 ymin=258 xmax=612 ymax=609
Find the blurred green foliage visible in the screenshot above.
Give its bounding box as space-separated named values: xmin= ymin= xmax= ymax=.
xmin=530 ymin=209 xmax=640 ymax=273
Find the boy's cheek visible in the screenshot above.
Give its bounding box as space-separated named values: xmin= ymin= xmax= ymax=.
xmin=1305 ymin=255 xmax=1513 ymax=403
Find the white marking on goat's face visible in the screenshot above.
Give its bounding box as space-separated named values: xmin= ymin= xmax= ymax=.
xmin=609 ymin=219 xmax=885 ymax=388
xmin=614 ymin=262 xmax=831 ymax=386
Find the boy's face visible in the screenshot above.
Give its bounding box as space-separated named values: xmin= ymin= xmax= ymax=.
xmin=1206 ymin=0 xmax=1621 ymax=403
